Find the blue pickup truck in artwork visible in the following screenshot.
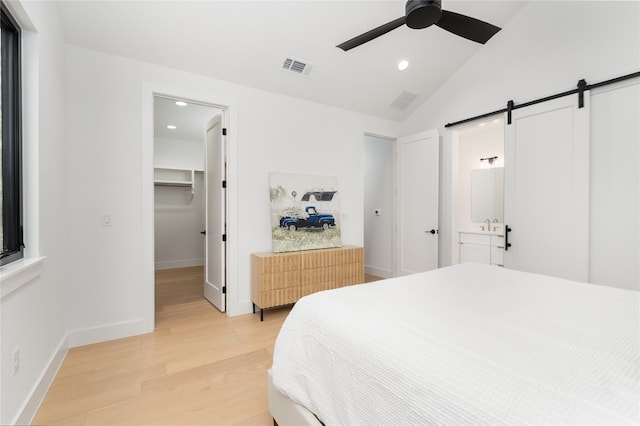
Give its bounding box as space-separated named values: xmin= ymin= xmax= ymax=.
xmin=279 ymin=206 xmax=336 ymax=231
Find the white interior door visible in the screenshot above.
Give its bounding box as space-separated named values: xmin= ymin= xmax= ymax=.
xmin=204 ymin=114 xmax=226 ymax=311
xmin=589 ymin=79 xmax=639 ymax=290
xmin=396 ymin=129 xmax=439 ymax=276
xmin=504 ymin=94 xmax=589 ymax=282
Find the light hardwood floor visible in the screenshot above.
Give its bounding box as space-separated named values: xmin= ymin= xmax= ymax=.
xmin=33 ymin=266 xmax=291 ymax=425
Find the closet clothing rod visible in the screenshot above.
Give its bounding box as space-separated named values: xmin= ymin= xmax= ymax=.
xmin=445 ymin=71 xmax=640 ymax=128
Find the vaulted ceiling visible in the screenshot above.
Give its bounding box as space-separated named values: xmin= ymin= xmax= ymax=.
xmin=56 ymin=1 xmax=527 ymax=122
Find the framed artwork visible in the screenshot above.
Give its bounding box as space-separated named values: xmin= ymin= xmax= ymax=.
xmin=269 ymin=172 xmax=341 ymax=253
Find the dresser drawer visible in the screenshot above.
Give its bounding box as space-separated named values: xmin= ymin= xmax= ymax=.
xmin=253 ymin=252 xmax=301 ymax=274
xmin=257 ymin=287 xmax=300 ymax=308
xmin=255 ymin=270 xmax=300 ymax=291
xmin=301 ymin=266 xmax=335 ymax=285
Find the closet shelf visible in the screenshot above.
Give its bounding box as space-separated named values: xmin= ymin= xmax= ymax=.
xmin=153 ymin=167 xmax=201 ymax=194
xmin=154 ymin=180 xmax=193 ymax=187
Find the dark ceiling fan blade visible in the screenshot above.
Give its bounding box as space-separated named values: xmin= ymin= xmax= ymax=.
xmin=337 ymin=16 xmax=406 ymax=51
xmin=435 ymin=10 xmax=501 ymax=44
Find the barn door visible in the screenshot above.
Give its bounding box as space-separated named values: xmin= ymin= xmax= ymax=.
xmin=504 ymin=94 xmax=589 ymax=282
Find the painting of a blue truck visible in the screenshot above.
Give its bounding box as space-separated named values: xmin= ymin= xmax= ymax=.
xmin=279 ymin=206 xmax=336 ymax=231
xmin=269 ymin=172 xmax=341 ymax=253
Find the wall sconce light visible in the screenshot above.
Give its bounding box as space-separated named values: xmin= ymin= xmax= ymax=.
xmin=480 ymin=156 xmax=498 ymax=167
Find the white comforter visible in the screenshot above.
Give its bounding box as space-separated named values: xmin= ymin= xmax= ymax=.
xmin=271 ymin=264 xmax=639 ymax=425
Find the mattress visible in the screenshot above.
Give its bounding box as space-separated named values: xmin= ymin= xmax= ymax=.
xmin=271 ymin=263 xmax=639 ymax=425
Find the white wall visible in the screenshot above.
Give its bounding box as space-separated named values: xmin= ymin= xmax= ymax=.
xmin=400 ymin=1 xmax=640 ymax=273
xmin=0 ymin=2 xmax=69 ymax=424
xmin=154 ymin=137 xmax=204 ymax=171
xmin=364 ymin=135 xmax=394 ymax=278
xmin=64 ymin=45 xmax=399 ymax=346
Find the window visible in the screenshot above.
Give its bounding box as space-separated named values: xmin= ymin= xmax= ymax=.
xmin=1 ymin=3 xmax=23 ymax=266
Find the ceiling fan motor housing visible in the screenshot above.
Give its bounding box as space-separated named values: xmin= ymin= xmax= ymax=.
xmin=406 ymin=0 xmax=442 ymax=29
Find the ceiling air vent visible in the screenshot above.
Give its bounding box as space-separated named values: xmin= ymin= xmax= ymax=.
xmin=282 ymin=57 xmax=314 ymax=77
xmin=390 ymin=91 xmax=418 ymax=110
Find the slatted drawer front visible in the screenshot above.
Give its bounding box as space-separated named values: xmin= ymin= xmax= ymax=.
xmin=335 ymin=261 xmax=364 ymax=287
xmin=257 ymin=270 xmax=300 ymax=291
xmin=335 ymin=273 xmax=363 ymax=287
xmin=300 ymin=282 xmax=332 ymax=297
xmin=255 ymin=253 xmax=301 ymax=274
xmin=301 ymin=266 xmax=336 ymax=285
xmin=258 ymin=287 xmax=300 ymax=308
xmin=335 ymin=247 xmax=364 ymax=264
xmin=300 ymin=250 xmax=335 ymax=269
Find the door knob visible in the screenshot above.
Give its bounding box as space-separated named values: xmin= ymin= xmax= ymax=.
xmin=200 ymin=230 xmax=206 ymax=235
xmin=428 ymin=229 xmax=438 ymax=235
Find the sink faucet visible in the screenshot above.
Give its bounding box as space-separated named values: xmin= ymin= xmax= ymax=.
xmin=485 ymin=219 xmax=491 ymax=231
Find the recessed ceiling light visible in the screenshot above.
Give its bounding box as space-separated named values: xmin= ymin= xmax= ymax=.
xmin=398 ymin=60 xmax=409 ymax=71
xmin=167 ymin=125 xmax=177 ymax=130
xmin=175 ymin=101 xmax=187 ymax=107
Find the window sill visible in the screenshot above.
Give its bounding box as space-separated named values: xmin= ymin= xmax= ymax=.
xmin=1 ymin=256 xmax=46 ymax=300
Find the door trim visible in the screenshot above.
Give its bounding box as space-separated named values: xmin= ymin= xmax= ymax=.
xmin=142 ymin=82 xmax=239 ymax=331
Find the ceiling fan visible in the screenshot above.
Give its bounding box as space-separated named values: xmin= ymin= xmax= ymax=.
xmin=337 ymin=0 xmax=501 ymax=51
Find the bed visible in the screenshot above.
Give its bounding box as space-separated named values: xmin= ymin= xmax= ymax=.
xmin=269 ymin=263 xmax=639 ymax=425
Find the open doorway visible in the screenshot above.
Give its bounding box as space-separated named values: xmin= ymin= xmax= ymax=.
xmin=153 ymin=96 xmax=225 ymax=315
xmin=364 ymin=134 xmax=395 ymax=279
xmin=450 ymin=117 xmax=505 ymax=265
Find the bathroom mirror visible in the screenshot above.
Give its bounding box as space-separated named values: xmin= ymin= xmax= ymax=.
xmin=471 ymin=167 xmax=504 ymax=223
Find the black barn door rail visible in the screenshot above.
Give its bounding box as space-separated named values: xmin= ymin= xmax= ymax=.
xmin=445 ymin=71 xmax=640 ymax=128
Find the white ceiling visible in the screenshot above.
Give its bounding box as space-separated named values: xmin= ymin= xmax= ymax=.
xmin=56 ymin=0 xmax=527 ymax=123
xmin=154 ymin=97 xmax=221 ymax=141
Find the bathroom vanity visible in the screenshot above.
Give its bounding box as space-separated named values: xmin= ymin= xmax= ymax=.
xmin=458 ymin=231 xmax=505 ymax=266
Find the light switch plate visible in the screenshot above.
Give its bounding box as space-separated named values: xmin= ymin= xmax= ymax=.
xmin=101 ymin=214 xmax=113 ymax=227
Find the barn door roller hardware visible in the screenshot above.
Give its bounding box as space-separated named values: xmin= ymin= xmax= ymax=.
xmin=445 ymin=71 xmax=640 ymax=128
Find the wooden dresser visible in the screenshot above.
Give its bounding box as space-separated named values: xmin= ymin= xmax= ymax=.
xmin=251 ymin=246 xmax=364 ymax=320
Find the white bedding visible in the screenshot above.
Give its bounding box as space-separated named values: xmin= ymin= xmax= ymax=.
xmin=271 ymin=263 xmax=639 ymax=425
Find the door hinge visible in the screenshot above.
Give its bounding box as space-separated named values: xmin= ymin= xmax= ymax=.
xmin=222 ymin=180 xmax=227 ymax=188
xmin=222 ymin=234 xmax=227 ymax=242
xmin=222 ymin=128 xmax=227 ymax=136
xmin=222 ymin=286 xmax=227 ymax=294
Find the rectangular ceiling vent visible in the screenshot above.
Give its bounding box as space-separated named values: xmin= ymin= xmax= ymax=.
xmin=282 ymin=57 xmax=314 ymax=77
xmin=390 ymin=91 xmax=418 ymax=110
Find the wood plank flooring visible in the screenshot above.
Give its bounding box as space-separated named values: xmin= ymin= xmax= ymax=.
xmin=32 ymin=266 xmax=291 ymax=425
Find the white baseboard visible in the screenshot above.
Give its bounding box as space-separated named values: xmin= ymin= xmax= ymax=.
xmin=365 ymin=265 xmax=392 ymax=279
xmin=233 ymin=299 xmax=255 ymax=317
xmin=67 ymin=318 xmax=151 ymax=348
xmin=15 ymin=334 xmax=69 ymax=426
xmin=154 ymin=258 xmax=204 ymax=270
